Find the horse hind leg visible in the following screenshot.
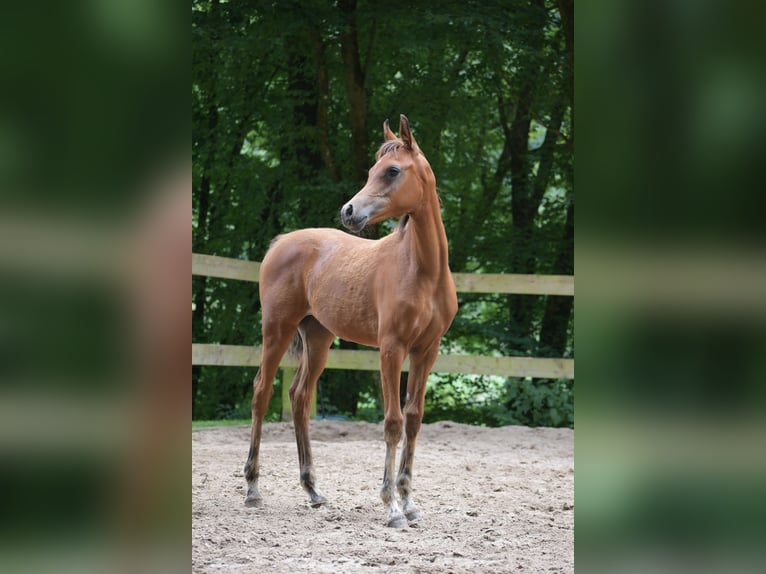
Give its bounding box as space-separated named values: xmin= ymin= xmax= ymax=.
xmin=289 ymin=316 xmax=334 ymax=507
xmin=243 ymin=321 xmax=298 ymax=507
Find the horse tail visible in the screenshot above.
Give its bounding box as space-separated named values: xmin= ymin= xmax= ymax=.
xmin=287 ymin=331 xmax=303 ymax=359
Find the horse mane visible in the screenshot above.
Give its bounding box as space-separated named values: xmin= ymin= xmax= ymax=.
xmin=397 ymin=213 xmax=410 ymax=235
xmin=268 ymin=234 xmax=283 ymax=251
xmin=375 ymin=140 xmax=404 ymax=160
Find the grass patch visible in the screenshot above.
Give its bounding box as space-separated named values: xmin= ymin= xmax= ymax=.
xmin=192 ymin=419 xmax=250 ymax=430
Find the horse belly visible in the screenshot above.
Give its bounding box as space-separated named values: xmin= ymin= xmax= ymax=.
xmin=311 ymin=303 xmax=379 ymax=347
xmin=307 ymin=276 xmax=380 ymax=347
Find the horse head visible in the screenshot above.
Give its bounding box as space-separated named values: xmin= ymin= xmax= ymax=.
xmin=341 ymin=115 xmax=434 ymax=233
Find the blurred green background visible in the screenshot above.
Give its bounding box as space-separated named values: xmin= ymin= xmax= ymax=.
xmin=0 ymin=1 xmax=188 ymax=572
xmin=577 ymin=1 xmax=766 ymax=572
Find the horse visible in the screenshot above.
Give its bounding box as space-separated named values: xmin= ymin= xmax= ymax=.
xmin=243 ymin=115 xmax=458 ymax=528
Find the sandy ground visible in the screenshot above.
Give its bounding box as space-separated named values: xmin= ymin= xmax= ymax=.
xmin=192 ymin=420 xmax=574 ymax=573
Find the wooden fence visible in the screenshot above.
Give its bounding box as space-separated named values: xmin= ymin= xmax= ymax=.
xmin=192 ymin=253 xmax=574 ymax=419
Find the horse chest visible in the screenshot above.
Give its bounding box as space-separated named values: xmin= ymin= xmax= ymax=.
xmin=380 ymin=283 xmax=452 ymax=343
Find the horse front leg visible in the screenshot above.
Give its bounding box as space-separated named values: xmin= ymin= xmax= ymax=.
xmin=397 ymin=343 xmax=440 ymax=523
xmin=379 ymin=341 xmax=407 ymax=528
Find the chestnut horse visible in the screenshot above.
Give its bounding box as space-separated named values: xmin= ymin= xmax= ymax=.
xmin=243 ymin=115 xmax=458 ymax=528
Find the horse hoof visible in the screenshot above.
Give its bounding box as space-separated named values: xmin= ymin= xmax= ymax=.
xmin=387 ymin=514 xmax=408 ymax=528
xmin=309 ymin=494 xmax=328 ymax=508
xmin=244 ymin=494 xmax=264 ymax=507
xmin=405 ymin=508 xmax=423 ymax=523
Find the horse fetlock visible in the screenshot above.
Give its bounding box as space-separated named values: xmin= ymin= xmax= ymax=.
xmin=300 ymin=467 xmax=314 ymax=486
xmin=300 ymin=467 xmax=320 ymax=494
xmin=243 ymin=460 xmax=258 ymax=483
xmin=380 ymin=480 xmax=396 ymax=505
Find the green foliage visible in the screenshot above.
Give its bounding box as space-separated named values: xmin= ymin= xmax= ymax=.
xmin=423 ymin=374 xmax=506 ymax=426
xmin=192 ymin=366 xmax=282 ymax=423
xmin=423 ymin=374 xmax=574 ymax=428
xmin=192 ymin=419 xmax=251 ymax=430
xmin=192 ymin=0 xmax=574 ymax=428
xmin=499 ymin=378 xmax=574 ymax=428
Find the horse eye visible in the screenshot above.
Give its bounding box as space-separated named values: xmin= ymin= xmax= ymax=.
xmin=385 ymin=166 xmax=400 ymax=179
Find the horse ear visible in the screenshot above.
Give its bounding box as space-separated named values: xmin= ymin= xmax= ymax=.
xmin=383 ymin=119 xmax=396 ymax=142
xmin=399 ymin=114 xmax=417 ymax=151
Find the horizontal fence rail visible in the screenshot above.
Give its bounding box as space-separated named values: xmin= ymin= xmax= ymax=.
xmin=192 ymin=253 xmax=574 ymax=296
xmin=193 ymin=343 xmax=575 ymax=379
xmin=192 ymin=253 xmax=574 ymax=380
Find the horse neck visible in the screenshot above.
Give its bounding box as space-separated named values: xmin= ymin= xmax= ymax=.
xmin=405 ymin=182 xmax=450 ymax=279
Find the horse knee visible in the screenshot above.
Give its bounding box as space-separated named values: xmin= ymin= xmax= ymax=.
xmin=252 ymin=371 xmax=273 ymax=397
xmin=384 ymin=416 xmax=403 ymax=444
xmin=251 ymin=384 xmax=273 ymax=413
xmin=404 ymin=409 xmax=422 ymax=438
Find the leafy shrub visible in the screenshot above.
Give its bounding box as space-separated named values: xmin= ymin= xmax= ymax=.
xmin=499 ymin=378 xmax=574 ymax=427
xmin=421 ymin=373 xmax=573 ymax=428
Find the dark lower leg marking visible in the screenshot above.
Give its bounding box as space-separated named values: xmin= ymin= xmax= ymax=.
xmin=300 ymin=466 xmax=327 ymax=507
xmin=244 ymin=423 xmax=265 ymax=506
xmin=396 ymin=444 xmax=422 ymax=522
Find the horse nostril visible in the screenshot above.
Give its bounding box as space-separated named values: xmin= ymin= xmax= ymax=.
xmin=344 ymin=204 xmax=353 ymax=218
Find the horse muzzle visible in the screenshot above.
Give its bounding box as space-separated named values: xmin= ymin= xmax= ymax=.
xmin=340 ymin=202 xmax=368 ymax=232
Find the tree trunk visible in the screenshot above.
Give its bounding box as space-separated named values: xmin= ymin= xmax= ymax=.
xmin=338 ymin=0 xmax=369 ymax=184
xmin=557 ymin=0 xmax=574 ymax=148
xmin=312 ymin=31 xmax=340 ymax=182
xmin=192 ymin=0 xmax=220 ymax=409
xmin=448 ymin=100 xmax=512 ymax=273
xmin=537 ymin=0 xmax=574 ymax=358
xmin=538 ymin=196 xmax=574 ymax=356
xmin=505 ymin=0 xmax=556 ymax=350
xmin=192 ymin=172 xmax=211 ymax=415
xmin=538 ymin=0 xmax=574 ymax=357
xmin=193 ymin=173 xmax=212 ymax=335
xmin=506 ymin=78 xmax=538 ymax=349
xmin=286 ymin=34 xmax=322 ymax=181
